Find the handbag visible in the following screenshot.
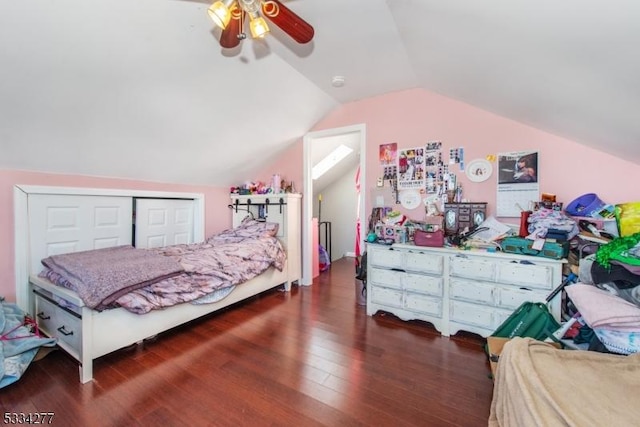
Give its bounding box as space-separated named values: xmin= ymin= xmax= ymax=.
xmin=490 ymin=301 xmax=561 ymax=342
xmin=413 ymin=229 xmax=444 ymax=247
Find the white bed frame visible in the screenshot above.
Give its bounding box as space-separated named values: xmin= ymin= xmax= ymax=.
xmin=14 ymin=186 xmax=301 ymax=383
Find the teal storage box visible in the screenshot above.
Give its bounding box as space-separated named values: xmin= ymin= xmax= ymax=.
xmin=500 ymin=237 xmax=569 ymax=260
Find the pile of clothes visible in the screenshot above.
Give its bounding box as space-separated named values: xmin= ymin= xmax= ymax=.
xmin=525 ymin=208 xmax=580 ymax=240
xmin=1 ymin=299 xmax=56 ymax=388
xmin=565 ymin=233 xmax=640 ymax=354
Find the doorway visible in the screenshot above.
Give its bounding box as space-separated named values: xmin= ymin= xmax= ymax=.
xmin=301 ymin=124 xmax=366 ymax=285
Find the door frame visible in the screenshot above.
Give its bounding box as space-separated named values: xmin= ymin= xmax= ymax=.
xmin=301 ymin=123 xmax=366 ymax=285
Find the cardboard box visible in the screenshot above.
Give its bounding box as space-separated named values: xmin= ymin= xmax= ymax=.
xmin=486 ymin=337 xmax=509 ymax=379
xmin=486 ymin=337 xmax=561 ymax=380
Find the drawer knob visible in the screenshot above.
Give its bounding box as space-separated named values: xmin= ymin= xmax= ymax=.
xmin=37 ymin=311 xmax=51 ymax=320
xmin=57 ymin=326 xmax=74 ymax=336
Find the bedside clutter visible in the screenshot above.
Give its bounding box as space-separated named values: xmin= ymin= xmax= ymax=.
xmin=500 ymin=236 xmax=569 ymax=260
xmin=413 ymin=228 xmax=444 ymax=247
xmin=443 ymin=202 xmax=487 ymax=236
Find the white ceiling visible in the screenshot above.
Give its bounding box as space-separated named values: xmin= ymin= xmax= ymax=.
xmin=1 ymin=1 xmax=639 ymax=187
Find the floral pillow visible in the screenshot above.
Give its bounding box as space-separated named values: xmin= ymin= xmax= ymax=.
xmin=238 ymin=217 xmax=279 ymax=237
xmin=207 ymin=217 xmax=279 ymax=245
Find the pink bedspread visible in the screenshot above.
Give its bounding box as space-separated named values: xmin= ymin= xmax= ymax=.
xmin=40 ymin=235 xmax=286 ymax=315
xmin=40 ymin=245 xmax=184 ymax=310
xmin=115 ymin=236 xmax=286 ymax=314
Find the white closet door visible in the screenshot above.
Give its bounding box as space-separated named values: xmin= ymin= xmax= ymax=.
xmin=28 ymin=195 xmax=133 ymax=275
xmin=135 ymin=199 xmax=195 ymax=248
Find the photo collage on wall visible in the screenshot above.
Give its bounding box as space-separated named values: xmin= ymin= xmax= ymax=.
xmin=378 ymin=140 xmax=467 ymax=210
xmin=425 ymin=141 xmax=444 ymax=194
xmin=398 ymin=146 xmax=425 ymax=190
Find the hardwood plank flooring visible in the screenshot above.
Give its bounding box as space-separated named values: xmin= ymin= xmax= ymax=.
xmin=1 ymin=258 xmax=494 ymax=426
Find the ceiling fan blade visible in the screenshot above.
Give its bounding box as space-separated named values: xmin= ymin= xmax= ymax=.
xmin=262 ymin=0 xmax=314 ymax=44
xmin=220 ymin=8 xmax=243 ymax=49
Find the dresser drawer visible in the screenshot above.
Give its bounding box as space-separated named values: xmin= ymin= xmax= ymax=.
xmin=370 ymin=285 xmax=403 ymax=308
xmin=496 ymin=286 xmax=547 ymax=310
xmin=449 ymin=279 xmax=495 ymax=305
xmin=404 ymin=250 xmax=444 ymax=275
xmin=496 ymin=260 xmax=554 ymax=290
xmin=405 ymin=293 xmax=442 ymax=317
xmin=369 ymin=247 xmax=403 ymax=269
xmin=449 ymin=300 xmax=495 ymax=329
xmin=449 ymin=255 xmax=496 ymax=281
xmin=403 ymin=273 xmax=443 ymax=296
xmin=370 ymin=267 xmax=402 ymax=289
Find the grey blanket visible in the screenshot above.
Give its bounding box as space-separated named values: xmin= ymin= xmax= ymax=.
xmin=41 ymin=245 xmax=184 ymax=310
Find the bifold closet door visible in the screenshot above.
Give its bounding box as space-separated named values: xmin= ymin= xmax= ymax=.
xmin=28 ymin=194 xmax=133 ymax=274
xmin=134 ymin=198 xmax=195 ymax=248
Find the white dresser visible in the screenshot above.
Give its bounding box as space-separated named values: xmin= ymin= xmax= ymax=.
xmin=366 ymin=243 xmax=564 ymax=337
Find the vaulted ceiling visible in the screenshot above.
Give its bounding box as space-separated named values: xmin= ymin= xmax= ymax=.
xmin=2 ymin=1 xmax=638 ymax=187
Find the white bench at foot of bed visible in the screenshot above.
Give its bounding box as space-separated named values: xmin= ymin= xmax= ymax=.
xmin=30 ymin=266 xmax=291 ymax=383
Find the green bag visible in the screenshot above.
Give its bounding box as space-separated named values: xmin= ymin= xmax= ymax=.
xmin=491 ymin=302 xmax=561 ymax=342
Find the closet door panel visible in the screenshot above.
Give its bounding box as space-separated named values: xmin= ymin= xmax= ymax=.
xmin=135 ymin=199 xmax=195 ymax=248
xmin=28 ymin=195 xmax=133 ymax=274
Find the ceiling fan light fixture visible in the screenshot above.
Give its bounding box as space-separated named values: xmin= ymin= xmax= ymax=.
xmin=249 ymin=13 xmax=270 ymax=38
xmin=210 ymin=0 xmax=313 ymax=47
xmin=208 ymin=0 xmax=235 ymax=30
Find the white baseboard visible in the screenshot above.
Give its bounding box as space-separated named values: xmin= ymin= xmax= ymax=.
xmin=344 ymin=252 xmax=356 ymax=258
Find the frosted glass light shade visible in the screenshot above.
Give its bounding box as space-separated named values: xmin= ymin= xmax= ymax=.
xmin=208 ymin=1 xmax=233 ymax=29
xmin=249 ymin=15 xmax=270 ymax=38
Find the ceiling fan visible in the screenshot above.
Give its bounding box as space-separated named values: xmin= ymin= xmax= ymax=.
xmin=207 ymin=0 xmax=314 ymax=49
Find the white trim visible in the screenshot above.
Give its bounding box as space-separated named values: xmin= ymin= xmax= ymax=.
xmin=14 ymin=186 xmax=30 ymax=312
xmin=13 ymin=185 xmax=206 ymax=313
xmin=302 ymin=124 xmax=366 ymax=286
xmin=14 ymin=185 xmax=203 ymax=200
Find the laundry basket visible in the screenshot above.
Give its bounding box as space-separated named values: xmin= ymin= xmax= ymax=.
xmin=566 ymin=193 xmax=606 ymax=217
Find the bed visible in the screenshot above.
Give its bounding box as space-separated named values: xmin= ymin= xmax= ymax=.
xmin=14 ymin=186 xmax=301 ymax=383
xmin=489 ymin=337 xmax=640 ymax=426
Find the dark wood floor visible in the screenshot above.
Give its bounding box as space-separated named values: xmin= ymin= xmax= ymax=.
xmin=1 ymin=258 xmax=494 ymax=426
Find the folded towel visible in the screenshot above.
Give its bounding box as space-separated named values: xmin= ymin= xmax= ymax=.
xmin=567 ymin=284 xmax=640 ymax=331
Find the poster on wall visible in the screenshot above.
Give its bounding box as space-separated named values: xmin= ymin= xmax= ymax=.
xmin=425 ymin=141 xmax=443 ymax=194
xmin=397 ymin=146 xmax=425 ymax=190
xmin=496 ymin=151 xmax=539 ymax=217
xmin=379 ymin=143 xmax=397 ymax=165
xmin=449 ymin=147 xmax=465 ymax=171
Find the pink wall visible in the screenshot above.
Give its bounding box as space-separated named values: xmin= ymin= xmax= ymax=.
xmin=310 ymin=88 xmax=640 ymax=221
xmin=0 ymin=170 xmax=230 ymax=303
xmin=4 ymin=88 xmax=640 ymax=302
xmin=255 ymin=141 xmax=303 ymax=194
